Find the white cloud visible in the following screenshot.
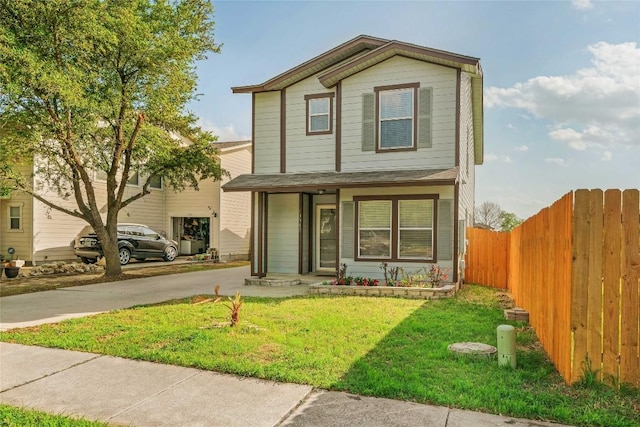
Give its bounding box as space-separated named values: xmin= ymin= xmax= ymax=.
xmin=485 ymin=42 xmax=640 ymax=150
xmin=571 ymin=0 xmax=594 ymax=10
xmin=545 ymin=158 xmax=569 ymax=167
xmin=485 ymin=153 xmax=512 ymax=163
xmin=197 ymin=119 xmax=250 ymax=142
xmin=507 ymin=123 xmax=515 ymax=130
xmin=601 ymin=150 xmax=612 ymax=161
xmin=514 ymin=145 xmax=529 ymax=152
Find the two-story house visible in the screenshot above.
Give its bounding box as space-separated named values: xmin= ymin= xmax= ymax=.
xmin=223 ymin=36 xmax=483 ymax=282
xmin=0 ymin=141 xmax=252 ymax=265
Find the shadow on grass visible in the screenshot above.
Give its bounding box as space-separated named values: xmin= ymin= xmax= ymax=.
xmin=329 ymin=297 xmax=639 ymax=427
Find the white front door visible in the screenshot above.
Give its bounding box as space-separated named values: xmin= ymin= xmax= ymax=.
xmin=316 ymin=204 xmax=336 ymax=272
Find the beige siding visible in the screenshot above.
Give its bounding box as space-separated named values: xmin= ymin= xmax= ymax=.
xmin=267 ymin=193 xmax=298 ymax=273
xmin=165 ymin=179 xmax=218 ymax=244
xmin=0 ymin=190 xmax=33 ymax=264
xmin=339 ymin=185 xmax=455 ymax=279
xmin=31 ymin=180 xmax=166 ymax=264
xmin=285 ymin=77 xmax=335 ymax=172
xmin=219 ymin=146 xmax=251 ymax=260
xmin=341 ymin=56 xmax=457 ymax=171
xmin=254 ymin=91 xmax=281 ymax=173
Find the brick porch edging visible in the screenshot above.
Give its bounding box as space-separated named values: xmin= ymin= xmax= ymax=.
xmin=308 ymin=284 xmax=456 ymax=299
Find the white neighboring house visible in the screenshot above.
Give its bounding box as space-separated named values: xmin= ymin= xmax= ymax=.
xmin=0 ymin=140 xmax=252 ymax=264
xmin=223 ymin=35 xmax=483 ymax=282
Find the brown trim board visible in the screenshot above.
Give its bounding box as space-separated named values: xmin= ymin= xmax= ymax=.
xmin=335 ymin=81 xmax=342 ymax=172
xmin=251 ymin=92 xmax=256 ymax=174
xmin=280 ymin=89 xmax=286 ymax=173
xmin=453 ymin=183 xmax=460 ymax=283
xmin=250 ymin=191 xmax=256 ymax=276
xmin=455 ymin=69 xmax=461 ymax=168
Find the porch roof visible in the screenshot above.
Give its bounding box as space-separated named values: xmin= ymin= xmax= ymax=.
xmin=222 ymin=167 xmax=458 ymax=192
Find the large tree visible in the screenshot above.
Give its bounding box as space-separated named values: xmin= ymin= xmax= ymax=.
xmin=0 ymin=0 xmax=224 ymax=278
xmin=474 ymin=201 xmax=523 ymax=231
xmin=474 ymin=201 xmax=503 ymax=230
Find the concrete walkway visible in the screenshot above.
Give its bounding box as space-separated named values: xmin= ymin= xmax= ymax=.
xmin=0 ymin=266 xmax=572 ymax=426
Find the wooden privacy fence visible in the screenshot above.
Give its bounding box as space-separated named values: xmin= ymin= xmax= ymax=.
xmin=464 ymin=228 xmax=509 ymax=289
xmin=465 ymin=189 xmax=639 ymax=386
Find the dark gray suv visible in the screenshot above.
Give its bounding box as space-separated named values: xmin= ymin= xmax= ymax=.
xmin=74 ymin=223 xmax=178 ymax=265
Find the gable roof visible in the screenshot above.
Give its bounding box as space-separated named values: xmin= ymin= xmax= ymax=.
xmin=213 ymin=140 xmax=251 ymax=152
xmin=231 ymin=35 xmax=484 ymax=164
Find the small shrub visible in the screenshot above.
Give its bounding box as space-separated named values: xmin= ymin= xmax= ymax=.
xmin=426 ymin=265 xmax=450 ymax=287
xmin=213 ymin=285 xmax=243 ymax=327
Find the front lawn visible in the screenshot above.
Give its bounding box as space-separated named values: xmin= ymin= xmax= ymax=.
xmin=1 ymin=286 xmax=637 ymax=426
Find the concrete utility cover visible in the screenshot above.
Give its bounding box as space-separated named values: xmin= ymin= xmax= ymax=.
xmin=448 ymin=342 xmax=497 ymax=356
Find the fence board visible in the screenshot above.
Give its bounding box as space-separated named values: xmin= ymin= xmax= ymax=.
xmin=571 ymin=190 xmax=591 ymax=382
xmin=587 ymin=189 xmax=604 ymax=380
xmin=620 ymin=189 xmax=639 ymax=386
xmin=602 ymin=190 xmax=622 ymax=380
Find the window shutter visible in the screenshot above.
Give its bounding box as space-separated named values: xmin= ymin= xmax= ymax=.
xmin=417 ymin=87 xmax=432 ymax=149
xmin=341 ymin=201 xmax=354 ymax=259
xmin=437 ymin=199 xmax=453 ymax=260
xmin=361 ymin=93 xmax=375 ymax=152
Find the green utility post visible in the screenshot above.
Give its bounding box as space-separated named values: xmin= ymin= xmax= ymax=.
xmin=497 ymin=325 xmax=517 ymax=369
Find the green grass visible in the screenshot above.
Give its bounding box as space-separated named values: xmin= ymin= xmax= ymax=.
xmin=0 ymin=404 xmax=110 ymax=426
xmin=1 ymin=286 xmax=638 ymax=427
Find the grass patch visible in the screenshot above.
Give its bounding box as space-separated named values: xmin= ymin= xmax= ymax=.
xmin=0 ymin=404 xmax=110 ymax=426
xmin=1 ymin=287 xmax=637 ymax=426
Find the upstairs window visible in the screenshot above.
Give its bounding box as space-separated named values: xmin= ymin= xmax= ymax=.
xmin=376 ymin=83 xmax=418 ymax=150
xmin=149 ymin=175 xmax=163 ymax=190
xmin=305 ymin=93 xmax=334 ymax=135
xmin=363 ymin=83 xmax=429 ymax=153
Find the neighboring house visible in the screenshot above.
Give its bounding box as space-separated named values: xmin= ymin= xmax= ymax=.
xmin=0 ymin=141 xmax=252 ymax=264
xmin=223 ymin=35 xmax=483 ymax=282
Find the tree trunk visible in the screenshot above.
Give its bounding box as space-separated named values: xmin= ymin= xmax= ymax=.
xmin=95 ymin=226 xmax=122 ymax=279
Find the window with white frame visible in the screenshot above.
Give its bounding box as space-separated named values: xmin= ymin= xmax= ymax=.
xmin=149 ymin=175 xmax=163 ymax=190
xmin=374 ymin=83 xmax=419 ymax=150
xmin=356 ymin=196 xmax=435 ymax=261
xmin=8 ymin=205 xmax=22 ymax=231
xmin=126 ymin=170 xmax=139 ymax=186
xmin=305 ymin=93 xmax=334 ymax=135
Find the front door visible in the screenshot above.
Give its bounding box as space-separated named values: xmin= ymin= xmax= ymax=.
xmin=316 ymin=204 xmax=336 ymax=272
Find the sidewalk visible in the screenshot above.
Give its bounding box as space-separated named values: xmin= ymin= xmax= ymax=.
xmin=0 ymin=343 xmax=572 ymax=427
xmin=0 ymin=266 xmax=573 ymax=426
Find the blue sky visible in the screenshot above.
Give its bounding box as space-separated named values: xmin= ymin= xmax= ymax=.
xmin=189 ymin=0 xmax=640 ymax=220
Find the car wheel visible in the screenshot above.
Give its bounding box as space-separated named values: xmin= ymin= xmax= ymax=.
xmin=163 ymin=246 xmax=177 ymax=262
xmin=119 ymin=247 xmax=131 ymax=265
xmin=80 ymin=257 xmax=97 ymax=264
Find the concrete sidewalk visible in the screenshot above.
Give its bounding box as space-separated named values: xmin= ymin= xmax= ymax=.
xmin=0 ymin=343 xmax=572 ymax=427
xmin=0 ymin=266 xmax=572 ymax=426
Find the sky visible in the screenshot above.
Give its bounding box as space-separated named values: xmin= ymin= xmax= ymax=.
xmin=189 ymin=0 xmax=640 ymax=220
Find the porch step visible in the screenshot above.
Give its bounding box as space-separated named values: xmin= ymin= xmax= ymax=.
xmin=245 ymin=277 xmax=302 ymax=287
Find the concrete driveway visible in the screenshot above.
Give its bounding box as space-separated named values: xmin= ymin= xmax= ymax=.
xmin=0 ymin=265 xmax=308 ymax=330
